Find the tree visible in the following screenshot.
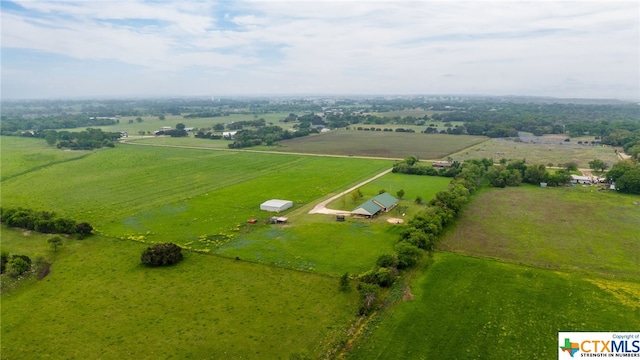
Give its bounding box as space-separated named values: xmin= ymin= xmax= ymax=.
xmin=141 ymin=243 xmax=183 ymax=266
xmin=158 ymin=115 xmax=165 ymax=120
xmin=176 ymin=123 xmax=186 ymax=131
xmin=395 ymin=242 xmax=422 ymax=269
xmin=396 ymin=189 xmax=405 ymax=199
xmin=136 ymin=117 xmax=143 ymax=123
xmin=48 ymin=236 xmax=63 ymax=252
xmin=615 ymin=168 xmax=640 ymax=194
xmin=213 ymin=123 xmax=225 ymax=131
xmin=524 ymin=164 xmax=547 ymax=184
xmin=564 ymin=162 xmax=579 ymax=172
xmin=45 ymin=132 xmax=57 ymax=146
xmin=415 ymin=196 xmax=423 ymax=204
xmin=588 ymin=159 xmax=607 ymax=172
xmin=376 ymin=254 xmax=398 ymax=268
xmin=76 ymin=222 xmax=93 ymax=237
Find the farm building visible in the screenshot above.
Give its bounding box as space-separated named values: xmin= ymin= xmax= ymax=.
xmin=223 ymin=131 xmax=238 ymax=139
xmin=260 ymin=199 xmax=293 ymax=212
xmin=432 ymin=161 xmax=452 ymax=168
xmin=351 ymin=193 xmax=398 ymax=218
xmin=570 ymin=175 xmax=592 ymax=184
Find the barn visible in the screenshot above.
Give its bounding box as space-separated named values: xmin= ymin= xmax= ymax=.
xmin=260 ymin=199 xmax=293 ymax=212
xmin=351 ymin=193 xmax=398 ymax=218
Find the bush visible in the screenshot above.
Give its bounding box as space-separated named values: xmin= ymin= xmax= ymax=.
xmin=141 ymin=243 xmax=183 ymax=266
xmin=376 ymin=254 xmax=398 ymax=268
xmin=7 ymin=256 xmax=31 ymax=277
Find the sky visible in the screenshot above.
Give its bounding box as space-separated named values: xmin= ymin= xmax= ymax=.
xmin=1 ymin=1 xmax=639 ymax=100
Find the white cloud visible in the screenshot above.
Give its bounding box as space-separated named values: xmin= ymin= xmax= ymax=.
xmin=1 ymin=0 xmax=638 ymax=99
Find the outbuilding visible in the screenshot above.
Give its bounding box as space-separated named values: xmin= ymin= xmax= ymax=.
xmin=260 ymin=199 xmax=293 ymax=212
xmin=351 ymin=193 xmax=398 ymax=218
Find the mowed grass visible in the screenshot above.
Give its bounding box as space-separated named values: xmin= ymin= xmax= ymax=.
xmin=269 ymin=130 xmax=488 ymax=159
xmin=346 ymin=252 xmax=640 ymax=360
xmin=451 ymin=137 xmax=620 ymax=168
xmin=1 ymin=228 xmax=358 ymax=359
xmin=0 ymin=136 xmax=90 ymax=180
xmin=439 ymin=186 xmax=640 ymax=279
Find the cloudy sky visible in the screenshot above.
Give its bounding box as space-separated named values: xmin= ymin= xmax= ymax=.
xmin=1 ymin=1 xmax=638 ymax=100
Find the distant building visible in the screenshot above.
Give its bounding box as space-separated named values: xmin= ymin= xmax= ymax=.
xmin=432 ymin=161 xmax=452 ymax=168
xmin=260 ymin=199 xmax=293 ymax=212
xmin=223 ymin=131 xmax=238 ymax=139
xmin=570 ymin=175 xmax=592 ymax=184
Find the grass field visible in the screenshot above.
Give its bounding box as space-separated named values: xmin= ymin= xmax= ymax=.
xmin=65 ymin=112 xmax=295 ymax=135
xmin=439 ymin=185 xmax=640 ymax=279
xmin=451 ymin=136 xmax=620 ymax=168
xmin=346 ymin=252 xmax=640 ymax=360
xmin=269 ymin=130 xmax=488 ymax=159
xmin=1 ymin=228 xmax=358 ymax=359
xmin=3 ymin=134 xmax=638 ymax=359
xmin=327 ymin=172 xmax=451 ymax=214
xmin=0 ymin=136 xmax=90 ymax=180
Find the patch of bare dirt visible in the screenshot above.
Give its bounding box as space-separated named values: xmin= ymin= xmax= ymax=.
xmin=387 ymin=217 xmax=404 ymax=224
xmin=402 ymin=286 xmax=414 ymax=301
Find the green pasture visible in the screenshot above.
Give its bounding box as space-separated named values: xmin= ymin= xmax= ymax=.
xmin=327 ymin=172 xmax=451 ymax=214
xmin=451 ymin=137 xmax=619 ymax=168
xmin=219 ymin=220 xmax=402 ymax=276
xmin=346 ymin=252 xmax=640 ymax=359
xmin=1 ymin=228 xmax=358 ymax=359
xmin=67 ymin=112 xmax=294 ymax=135
xmin=0 ymin=136 xmax=90 ymax=180
xmin=271 ymin=131 xmax=488 ymax=159
xmin=439 ymin=186 xmax=640 ymax=279
xmin=1 ymin=137 xmax=399 ymax=274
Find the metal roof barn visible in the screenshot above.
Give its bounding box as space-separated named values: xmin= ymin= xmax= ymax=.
xmin=260 ymin=199 xmax=293 ymax=212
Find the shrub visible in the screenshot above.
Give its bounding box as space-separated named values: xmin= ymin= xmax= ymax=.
xmin=376 ymin=254 xmax=398 ymax=269
xmin=357 ymin=283 xmax=380 ymax=315
xmin=0 ymin=251 xmax=9 ymax=274
xmin=141 ymin=243 xmax=183 ymax=267
xmin=7 ymin=256 xmax=31 ymax=277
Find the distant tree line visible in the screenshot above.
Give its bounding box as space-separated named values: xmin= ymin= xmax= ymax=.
xmin=0 ymin=114 xmax=118 ymax=134
xmin=183 ymin=111 xmax=229 ymax=118
xmin=0 ymin=207 xmax=93 ymax=237
xmin=227 ymin=126 xmax=314 ymax=148
xmin=16 ymin=128 xmax=121 ymax=149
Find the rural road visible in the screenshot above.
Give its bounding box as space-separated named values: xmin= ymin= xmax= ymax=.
xmin=308 ymin=168 xmax=393 ymax=215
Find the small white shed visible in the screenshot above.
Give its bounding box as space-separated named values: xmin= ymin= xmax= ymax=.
xmin=260 ymin=199 xmax=293 ymax=212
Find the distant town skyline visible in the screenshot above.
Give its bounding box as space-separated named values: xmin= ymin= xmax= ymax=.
xmin=1 ymin=1 xmax=639 ymax=100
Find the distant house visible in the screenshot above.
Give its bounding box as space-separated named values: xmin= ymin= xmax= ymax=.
xmin=260 ymin=199 xmax=293 ymax=212
xmin=432 ymin=161 xmax=452 ymax=168
xmin=351 ymin=193 xmax=398 ymax=218
xmin=223 ymin=131 xmax=238 ymax=139
xmin=570 ymin=175 xmax=592 ymax=184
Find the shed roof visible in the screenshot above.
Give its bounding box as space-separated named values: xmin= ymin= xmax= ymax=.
xmin=352 ymin=200 xmax=383 ymax=216
xmin=372 ymin=192 xmax=398 ymax=208
xmin=261 ymin=199 xmax=292 ymax=207
xmin=351 ymin=193 xmax=398 ymax=216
